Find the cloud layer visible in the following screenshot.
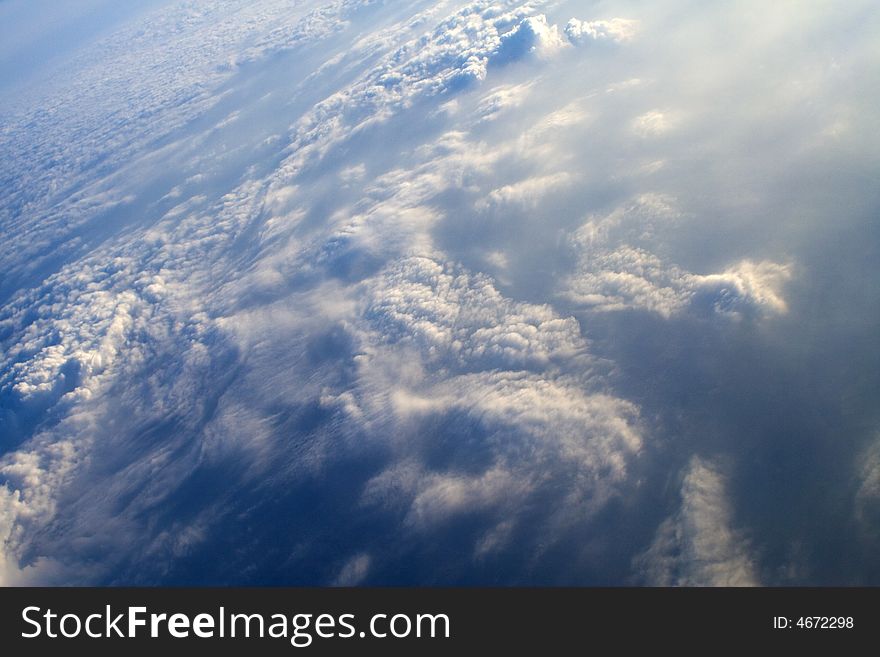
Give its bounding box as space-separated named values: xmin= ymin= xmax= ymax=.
xmin=635 ymin=458 xmax=757 ymax=586
xmin=1 ymin=0 xmax=878 ymax=585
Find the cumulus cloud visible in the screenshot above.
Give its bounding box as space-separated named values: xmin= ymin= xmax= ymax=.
xmin=694 ymin=260 xmax=792 ymax=316
xmin=0 ymin=0 xmax=376 ymax=292
xmin=635 ymin=457 xmax=758 ymax=586
xmin=564 ymin=247 xmax=792 ymax=318
xmin=357 ymin=366 xmax=643 ymax=556
xmin=564 ymin=18 xmax=638 ymax=46
xmin=352 ymin=255 xmax=642 ymax=556
xmin=492 ymin=15 xmax=566 ymax=64
xmin=562 ymin=196 xmax=792 ymax=318
xmin=272 ymin=2 xmax=565 ymax=183
xmin=363 ymin=256 xmax=585 ymax=370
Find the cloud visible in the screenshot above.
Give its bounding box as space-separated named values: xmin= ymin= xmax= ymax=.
xmin=632 ymin=110 xmax=676 ymax=137
xmin=401 ymin=465 xmax=525 ymax=529
xmin=477 ymin=172 xmax=572 ymax=210
xmin=1 ymin=0 xmax=877 ymax=586
xmin=353 ymin=256 xmax=643 ymax=557
xmin=272 ymin=3 xmax=563 ymax=182
xmin=359 ymin=367 xmax=643 ymax=556
xmin=564 ymin=18 xmax=638 ymax=46
xmin=694 ymin=260 xmax=792 ymax=316
xmin=635 ymin=457 xmax=758 ymax=586
xmin=491 ymin=15 xmax=565 ymax=65
xmin=476 ymin=81 xmax=535 ymax=122
xmin=562 ymin=196 xmax=792 ymax=318
xmin=363 ymin=256 xmax=585 ymax=370
xmin=333 ymin=553 xmax=371 ymax=586
xmin=0 ymin=0 xmax=374 ymax=292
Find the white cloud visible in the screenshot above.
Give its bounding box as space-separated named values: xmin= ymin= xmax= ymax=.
xmin=272 ymin=3 xmax=561 ymax=182
xmin=354 ymin=256 xmax=643 ymax=554
xmin=696 ymin=260 xmax=792 ymax=316
xmin=492 ymin=15 xmax=566 ymax=64
xmin=562 ymin=196 xmax=792 ymax=318
xmin=478 ymin=172 xmax=572 ymax=209
xmin=363 ymin=256 xmax=585 ymax=370
xmin=0 ymin=0 xmax=376 ymax=286
xmin=564 ymin=18 xmax=638 ymax=46
xmin=360 ymin=368 xmax=643 ymax=550
xmin=635 ymin=457 xmax=758 ymax=586
xmin=476 ymin=81 xmax=535 ymax=122
xmin=632 ymin=109 xmax=676 ymax=137
xmin=403 ymin=466 xmax=524 ymax=529
xmin=333 ymin=553 xmax=372 ymax=586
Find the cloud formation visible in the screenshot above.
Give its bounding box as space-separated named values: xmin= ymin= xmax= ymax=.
xmin=354 ymin=256 xmax=643 ymax=559
xmin=564 ymin=18 xmax=638 ymax=46
xmin=635 ymin=457 xmax=758 ymax=586
xmin=0 ymin=0 xmax=877 ymax=586
xmin=562 ymin=196 xmax=792 ymax=318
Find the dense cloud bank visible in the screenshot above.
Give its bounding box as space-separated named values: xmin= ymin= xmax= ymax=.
xmin=0 ymin=0 xmax=878 ymax=584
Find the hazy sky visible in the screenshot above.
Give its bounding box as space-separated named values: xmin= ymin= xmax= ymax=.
xmin=0 ymin=0 xmax=170 ymax=96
